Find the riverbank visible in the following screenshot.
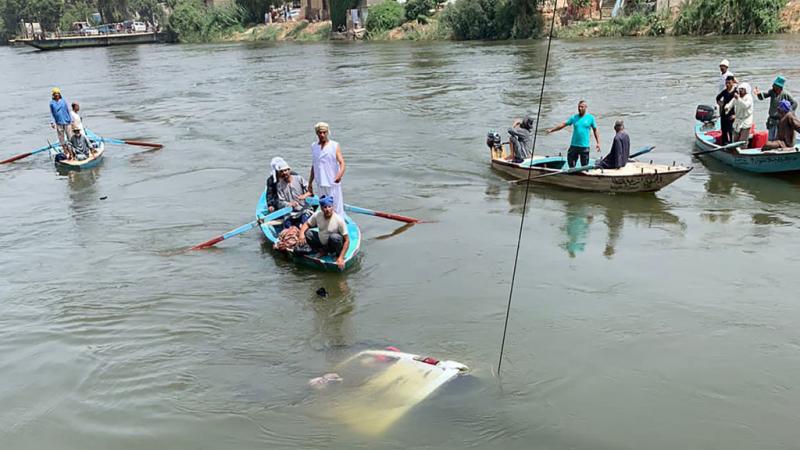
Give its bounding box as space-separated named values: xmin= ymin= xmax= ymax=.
xmin=226 ymin=3 xmax=800 ymax=43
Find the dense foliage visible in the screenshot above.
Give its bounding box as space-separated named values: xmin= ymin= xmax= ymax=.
xmin=405 ymin=0 xmax=436 ymax=22
xmin=366 ymin=0 xmax=405 ymax=33
xmin=673 ymin=0 xmax=786 ymax=35
xmin=167 ymin=0 xmax=245 ymax=42
xmin=440 ymin=0 xmax=538 ymax=40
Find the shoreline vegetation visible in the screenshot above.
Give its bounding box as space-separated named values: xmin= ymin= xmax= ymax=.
xmin=222 ymin=0 xmax=797 ymax=43
xmin=1 ymin=0 xmax=797 ymax=44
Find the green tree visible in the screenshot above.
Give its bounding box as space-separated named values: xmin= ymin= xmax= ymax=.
xmin=441 ymin=0 xmax=500 ymax=39
xmin=60 ymin=0 xmax=95 ymax=30
xmin=97 ymin=0 xmax=130 ymax=23
xmin=131 ymin=0 xmax=164 ymax=24
xmin=405 ymin=0 xmax=436 ymax=21
xmin=366 ymin=0 xmax=405 ymax=32
xmin=237 ymin=0 xmax=284 ymax=25
xmin=674 ymin=0 xmax=786 ymax=34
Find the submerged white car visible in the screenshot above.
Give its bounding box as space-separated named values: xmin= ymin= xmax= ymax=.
xmin=309 ymin=349 xmax=469 ymax=435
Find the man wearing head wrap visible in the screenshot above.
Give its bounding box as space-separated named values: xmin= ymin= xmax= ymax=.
xmin=273 ymin=157 xmax=313 ymax=228
xmin=724 ymin=82 xmax=754 ymax=146
xmin=506 ymin=115 xmax=534 ymax=163
xmin=718 ymin=59 xmax=734 ymax=95
xmin=754 ymin=76 xmax=798 ymax=141
xmin=266 ymin=156 xmax=297 ymax=212
xmin=763 ymin=100 xmax=800 ymax=150
xmin=49 ymin=88 xmax=73 ymax=156
xmin=299 ymin=195 xmax=350 ymax=270
xmin=308 ymin=122 xmax=346 ymax=217
xmin=596 ymin=120 xmax=630 ymax=170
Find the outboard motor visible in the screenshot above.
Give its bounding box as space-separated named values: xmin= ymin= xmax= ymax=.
xmin=695 ymin=104 xmax=715 ymax=122
xmin=486 ymin=131 xmax=501 ymax=149
xmin=487 ymin=131 xmax=503 ymax=160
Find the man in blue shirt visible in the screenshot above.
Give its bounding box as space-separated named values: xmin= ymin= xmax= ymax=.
xmin=547 ymin=100 xmax=601 ymax=168
xmin=49 ymin=87 xmax=73 ymax=155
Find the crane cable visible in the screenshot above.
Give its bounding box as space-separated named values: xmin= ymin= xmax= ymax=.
xmin=497 ymin=3 xmax=560 ymax=375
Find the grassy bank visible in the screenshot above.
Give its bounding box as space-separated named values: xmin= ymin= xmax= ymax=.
xmin=228 ymin=21 xmax=331 ymax=42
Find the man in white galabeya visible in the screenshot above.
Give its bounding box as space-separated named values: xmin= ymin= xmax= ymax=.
xmin=308 ymin=122 xmax=346 ymax=218
xmin=718 ymin=59 xmax=734 ymax=94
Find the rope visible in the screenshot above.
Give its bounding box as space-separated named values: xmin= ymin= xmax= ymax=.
xmin=497 ymin=3 xmax=560 ymax=375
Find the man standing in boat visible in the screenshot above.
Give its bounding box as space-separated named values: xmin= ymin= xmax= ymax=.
xmin=547 ymin=100 xmax=601 ymax=168
xmin=308 ymin=122 xmax=346 ymax=218
xmin=298 ymin=195 xmax=350 ymax=270
xmin=718 ymin=59 xmax=734 ymax=95
xmin=49 ymin=88 xmax=72 ymax=153
xmin=754 ymin=76 xmax=797 ymax=141
xmin=716 ymin=75 xmax=738 ymax=145
xmin=70 ymin=102 xmax=85 ymax=135
xmin=596 ymin=120 xmax=630 ymax=170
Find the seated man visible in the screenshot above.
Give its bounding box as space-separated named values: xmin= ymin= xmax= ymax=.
xmin=273 ymin=158 xmax=312 ymax=227
xmin=67 ymin=126 xmax=93 ymax=160
xmin=506 ymin=115 xmax=534 ymax=163
xmin=763 ymin=100 xmax=800 ymax=150
xmin=298 ymin=195 xmax=350 ymax=270
xmin=596 ymin=120 xmax=630 ymax=169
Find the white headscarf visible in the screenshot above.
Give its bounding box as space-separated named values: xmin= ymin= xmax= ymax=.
xmin=270 ymin=156 xmax=289 ymax=180
xmin=738 ymin=82 xmax=751 ymax=95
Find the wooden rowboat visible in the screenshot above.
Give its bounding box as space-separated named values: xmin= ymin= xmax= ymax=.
xmin=53 ymin=140 xmax=105 ymax=171
xmin=255 ymin=192 xmax=361 ymax=272
xmin=490 ymin=149 xmax=691 ymax=193
xmin=694 ymin=120 xmax=800 ymax=173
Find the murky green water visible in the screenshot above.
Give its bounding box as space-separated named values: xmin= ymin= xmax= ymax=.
xmin=2 ymin=35 xmax=800 ymax=449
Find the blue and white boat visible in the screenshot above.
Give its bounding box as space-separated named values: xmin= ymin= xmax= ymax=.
xmin=694 ymin=119 xmax=800 ymax=174
xmin=255 ymin=192 xmax=361 ymax=272
xmin=53 ymin=140 xmax=105 ymax=171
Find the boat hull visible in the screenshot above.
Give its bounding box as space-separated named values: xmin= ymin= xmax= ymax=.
xmin=491 ymin=156 xmax=690 ymax=193
xmin=54 ymin=142 xmax=105 ymax=171
xmin=25 ymin=32 xmax=162 ymax=50
xmin=694 ymin=120 xmax=800 ymax=173
xmin=255 ymin=192 xmax=361 ymax=272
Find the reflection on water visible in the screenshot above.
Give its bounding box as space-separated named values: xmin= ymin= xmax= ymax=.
xmin=310 ymin=277 xmax=355 ymax=351
xmin=504 ymin=183 xmax=684 ymax=258
xmin=700 ymin=155 xmax=800 ymax=226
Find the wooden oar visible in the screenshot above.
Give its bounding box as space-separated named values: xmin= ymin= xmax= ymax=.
xmin=305 ymin=197 xmax=422 ymax=224
xmin=1 ymin=142 xmax=56 ymax=164
xmin=691 ymin=140 xmax=746 ymax=156
xmin=85 ymin=129 xmax=163 ymax=149
xmin=344 ymin=204 xmax=421 ymax=223
xmin=190 ymin=206 xmax=292 ymax=250
xmin=513 ymin=146 xmax=655 ymax=185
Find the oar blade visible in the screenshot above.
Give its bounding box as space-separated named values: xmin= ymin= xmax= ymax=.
xmin=190 ymin=235 xmax=225 ymax=250
xmin=124 ymin=140 xmax=163 ymax=149
xmin=1 ymin=143 xmax=55 ymax=164
xmin=629 ymin=145 xmax=655 ymax=159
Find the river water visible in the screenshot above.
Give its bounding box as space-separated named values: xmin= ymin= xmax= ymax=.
xmin=2 ymin=35 xmax=800 ymax=449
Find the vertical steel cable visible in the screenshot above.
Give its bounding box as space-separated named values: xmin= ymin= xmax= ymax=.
xmin=497 ymin=1 xmax=560 ymax=374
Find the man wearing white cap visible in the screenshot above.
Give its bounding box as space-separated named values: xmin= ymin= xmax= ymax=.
xmin=308 ymin=122 xmax=346 ymax=218
xmin=718 ymin=59 xmax=734 ymax=94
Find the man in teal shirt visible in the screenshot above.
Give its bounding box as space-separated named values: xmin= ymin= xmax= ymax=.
xmin=547 ymin=100 xmax=601 ymax=168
